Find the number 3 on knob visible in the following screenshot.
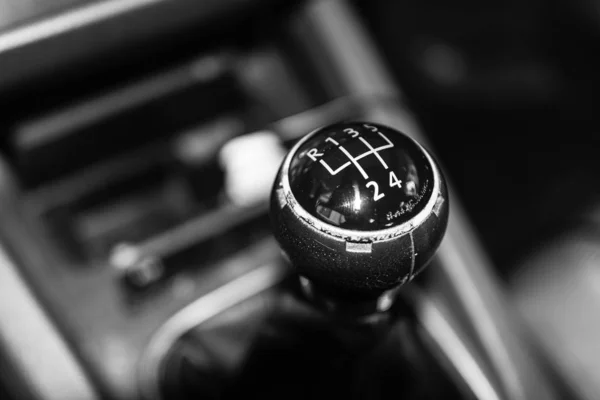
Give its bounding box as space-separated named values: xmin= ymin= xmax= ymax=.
xmin=344 ymin=128 xmax=360 ymax=138
xmin=366 ymin=181 xmax=385 ymax=201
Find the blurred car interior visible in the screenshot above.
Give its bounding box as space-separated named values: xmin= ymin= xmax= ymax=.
xmin=1 ymin=0 xmax=600 ymax=399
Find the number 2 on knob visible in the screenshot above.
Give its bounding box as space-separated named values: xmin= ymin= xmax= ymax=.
xmin=366 ymin=181 xmax=385 ymax=201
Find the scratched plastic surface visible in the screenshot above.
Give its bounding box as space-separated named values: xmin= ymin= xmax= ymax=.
xmin=289 ymin=122 xmax=434 ymax=231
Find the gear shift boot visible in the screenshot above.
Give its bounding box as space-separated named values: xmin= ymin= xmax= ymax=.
xmin=158 ymin=276 xmax=472 ymax=399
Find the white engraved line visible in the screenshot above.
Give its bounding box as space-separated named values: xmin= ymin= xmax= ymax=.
xmin=338 ymin=146 xmax=369 ymax=179
xmin=357 ymin=137 xmax=391 ymax=169
xmin=378 ymin=131 xmax=394 ymax=146
xmin=320 ymin=159 xmax=351 ymax=175
xmin=320 ymin=136 xmax=348 ymax=174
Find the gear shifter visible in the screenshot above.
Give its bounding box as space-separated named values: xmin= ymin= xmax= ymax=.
xmin=154 ymin=122 xmax=477 ymax=400
xmin=271 ymin=121 xmax=448 ymax=314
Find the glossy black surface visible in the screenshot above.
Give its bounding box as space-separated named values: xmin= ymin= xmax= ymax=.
xmin=289 ymin=122 xmax=434 ymax=231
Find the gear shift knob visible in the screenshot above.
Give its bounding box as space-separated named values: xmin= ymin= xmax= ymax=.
xmin=270 ymin=122 xmax=448 ymax=307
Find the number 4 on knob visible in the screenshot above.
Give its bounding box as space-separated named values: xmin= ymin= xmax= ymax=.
xmin=389 ymin=171 xmax=402 ymax=188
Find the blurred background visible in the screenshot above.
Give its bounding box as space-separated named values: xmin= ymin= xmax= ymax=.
xmin=360 ymin=0 xmax=600 ymax=271
xmin=1 ymin=0 xmax=600 ymax=399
